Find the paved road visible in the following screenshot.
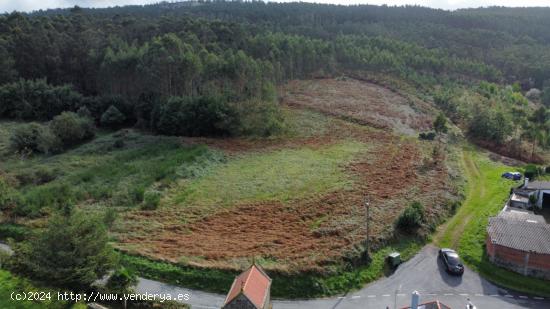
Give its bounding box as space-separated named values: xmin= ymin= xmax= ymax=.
xmin=135 ymin=245 xmax=550 ymax=309
xmin=1 ymin=242 xmax=547 ymax=308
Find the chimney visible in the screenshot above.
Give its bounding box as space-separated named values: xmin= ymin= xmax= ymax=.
xmin=411 ymin=291 xmax=420 ymax=309
xmin=524 ymin=177 xmax=529 ymax=188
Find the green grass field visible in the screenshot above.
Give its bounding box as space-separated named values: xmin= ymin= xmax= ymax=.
xmin=437 ymin=148 xmax=550 ymax=297
xmin=173 ymin=141 xmax=368 ymax=208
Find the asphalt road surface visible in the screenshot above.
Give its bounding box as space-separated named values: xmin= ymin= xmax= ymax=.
xmin=136 ymin=245 xmax=550 ymax=309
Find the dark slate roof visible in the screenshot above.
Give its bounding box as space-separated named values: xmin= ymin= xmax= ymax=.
xmin=487 ymin=216 xmax=550 ymax=254
xmin=524 ymin=181 xmax=550 ymax=190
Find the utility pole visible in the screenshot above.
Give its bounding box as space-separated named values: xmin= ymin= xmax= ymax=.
xmin=365 ymin=196 xmax=370 ymax=253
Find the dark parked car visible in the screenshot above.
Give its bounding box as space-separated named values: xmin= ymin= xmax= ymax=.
xmin=439 ymin=248 xmax=464 ymax=275
xmin=502 ymin=172 xmax=522 ymax=181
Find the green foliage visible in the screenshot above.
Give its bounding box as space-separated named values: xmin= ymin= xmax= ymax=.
xmin=76 ymin=106 xmax=92 ymax=119
xmin=433 ymin=112 xmax=448 ymax=134
xmin=542 ymin=87 xmax=550 ymax=107
xmin=105 ymin=266 xmax=137 ymax=294
xmin=396 ymin=201 xmax=425 ymax=232
xmin=9 ymin=123 xmax=62 ymax=155
xmin=0 ymin=224 xmax=28 ymax=241
xmin=419 ymin=131 xmax=436 ymax=141
xmin=524 ymin=164 xmax=540 ymax=179
xmin=12 ymin=211 xmax=115 ymax=290
xmin=0 ymin=177 xmax=21 ymax=211
xmin=468 ymin=107 xmax=512 ymax=144
xmin=155 ymin=96 xmax=236 ymax=136
xmin=0 ymin=79 xmax=82 ymax=120
xmin=142 ymin=190 xmax=161 ymax=210
xmin=100 ymin=105 xmax=126 ymax=128
xmin=0 ymin=270 xmax=68 ymax=309
xmin=49 ymin=112 xmax=95 ymax=147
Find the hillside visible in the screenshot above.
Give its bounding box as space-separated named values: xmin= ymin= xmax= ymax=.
xmin=0 ymin=0 xmax=549 ymax=302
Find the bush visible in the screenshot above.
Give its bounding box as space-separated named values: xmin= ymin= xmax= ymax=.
xmin=0 ymin=178 xmax=21 ymax=211
xmin=232 ymin=99 xmax=285 ymax=137
xmin=524 ymin=164 xmax=539 ymax=179
xmin=100 ymin=105 xmax=126 ymax=128
xmin=155 ymin=96 xmax=236 ymax=136
xmin=142 ymin=190 xmax=161 ymax=210
xmin=0 ymin=224 xmax=28 ymax=241
xmin=9 ymin=123 xmax=61 ymax=155
xmin=396 ymin=201 xmax=425 ymax=232
xmin=49 ymin=112 xmax=95 ymax=147
xmin=76 ymin=106 xmax=92 ymax=119
xmin=419 ymin=131 xmax=436 ymax=141
xmin=105 ymin=266 xmax=137 ymax=293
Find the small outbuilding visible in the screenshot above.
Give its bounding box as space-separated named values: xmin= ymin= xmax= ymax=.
xmin=519 ymin=179 xmax=550 ymax=209
xmin=222 ymin=264 xmax=272 ymax=309
xmin=486 ymin=212 xmax=550 ymax=280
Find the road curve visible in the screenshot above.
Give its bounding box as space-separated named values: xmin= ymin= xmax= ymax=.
xmin=135 ymin=245 xmax=550 ymax=309
xmin=1 ymin=241 xmax=546 ymax=308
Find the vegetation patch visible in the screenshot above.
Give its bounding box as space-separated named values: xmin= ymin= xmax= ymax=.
xmin=174 ymin=141 xmax=367 ymax=208
xmin=122 ymin=237 xmax=423 ymax=298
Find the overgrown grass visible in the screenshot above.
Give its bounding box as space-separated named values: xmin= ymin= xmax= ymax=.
xmin=438 ymin=148 xmax=550 ymax=297
xmin=1 ymin=129 xmax=208 ymax=216
xmin=122 ymin=237 xmax=423 ymax=298
xmin=174 ymin=141 xmax=368 ymax=208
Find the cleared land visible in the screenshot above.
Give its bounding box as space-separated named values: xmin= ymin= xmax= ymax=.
xmin=282 ymin=78 xmax=434 ymax=136
xmin=114 ymin=78 xmax=460 ymax=273
xmin=1 ymin=78 xmax=461 ymax=277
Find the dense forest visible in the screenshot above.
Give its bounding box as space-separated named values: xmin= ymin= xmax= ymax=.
xmin=0 ymin=1 xmax=549 ymax=155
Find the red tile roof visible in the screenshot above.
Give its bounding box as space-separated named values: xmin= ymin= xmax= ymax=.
xmin=224 ymin=264 xmax=272 ymax=309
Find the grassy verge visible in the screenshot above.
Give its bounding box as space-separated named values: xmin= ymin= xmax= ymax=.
xmin=438 ymin=148 xmax=550 ymax=297
xmin=0 ymin=269 xmax=73 ymax=309
xmin=122 ymin=237 xmax=423 ymax=298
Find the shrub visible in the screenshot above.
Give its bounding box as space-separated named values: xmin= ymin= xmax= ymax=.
xmin=76 ymin=106 xmax=92 ymax=119
xmin=142 ymin=190 xmax=161 ymax=210
xmin=103 ymin=208 xmax=118 ymax=228
xmin=155 ymin=96 xmax=236 ymax=136
xmin=0 ymin=177 xmax=21 ymax=211
xmin=232 ymin=99 xmax=285 ymax=137
xmin=419 ymin=131 xmax=436 ymax=141
xmin=105 ymin=266 xmax=137 ymax=293
xmin=396 ymin=201 xmax=425 ymax=232
xmin=524 ymin=164 xmax=539 ymax=179
xmin=433 ymin=112 xmax=448 ymax=134
xmin=49 ymin=112 xmax=95 ymax=147
xmin=0 ymin=224 xmax=28 ymax=241
xmin=10 ymin=123 xmax=43 ymax=153
xmin=100 ymin=105 xmax=126 ymax=128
